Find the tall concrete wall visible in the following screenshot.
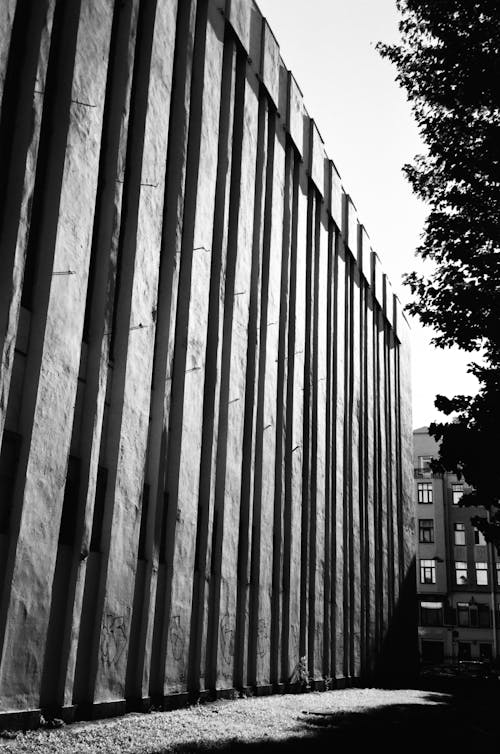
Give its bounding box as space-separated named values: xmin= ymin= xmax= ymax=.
xmin=0 ymin=0 xmax=414 ymax=725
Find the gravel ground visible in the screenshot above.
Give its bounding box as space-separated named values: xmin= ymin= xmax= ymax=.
xmin=0 ymin=685 xmax=497 ymax=753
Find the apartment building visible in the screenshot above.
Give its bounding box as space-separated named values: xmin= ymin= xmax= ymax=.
xmin=415 ymin=427 xmax=499 ymax=666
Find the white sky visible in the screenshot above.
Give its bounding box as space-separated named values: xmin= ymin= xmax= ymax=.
xmin=257 ymin=0 xmax=480 ymax=428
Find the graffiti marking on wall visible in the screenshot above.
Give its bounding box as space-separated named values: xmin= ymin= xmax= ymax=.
xmin=100 ymin=614 xmax=127 ymax=668
xmin=257 ymin=618 xmax=268 ymax=658
xmin=169 ymin=615 xmax=186 ymax=662
xmin=219 ymin=613 xmax=235 ymax=666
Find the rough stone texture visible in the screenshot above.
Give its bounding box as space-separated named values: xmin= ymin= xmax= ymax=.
xmin=0 ymin=0 xmax=414 ymax=725
xmin=225 ymin=0 xmax=251 ymax=54
xmin=358 ymin=226 xmax=370 ymax=285
xmin=0 ymin=1 xmax=53 ymax=442
xmin=260 ymin=19 xmax=279 ymax=110
xmin=343 ymin=195 xmax=359 ymax=260
xmin=64 ymin=0 xmax=141 ymax=712
xmin=384 ymin=274 xmax=394 ymax=328
xmin=330 ymin=162 xmax=343 ymax=231
xmin=286 ymin=73 xmax=304 ymax=159
xmin=365 ymin=291 xmax=376 ymax=670
xmin=92 ymin=0 xmax=178 ymax=705
xmin=0 ymin=0 xmax=17 ymax=110
xmin=162 ymin=0 xmax=222 ymax=697
xmin=371 ymin=250 xmax=384 ymax=309
xmin=351 ymin=263 xmax=362 ymax=677
xmin=334 ymin=236 xmax=347 ymax=680
xmin=309 ymin=121 xmax=326 ymax=198
xmin=0 ymin=0 xmax=113 ymax=712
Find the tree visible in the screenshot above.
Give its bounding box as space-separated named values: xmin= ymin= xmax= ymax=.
xmin=378 ymin=1 xmax=500 ymax=548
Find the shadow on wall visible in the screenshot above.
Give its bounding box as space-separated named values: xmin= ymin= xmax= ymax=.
xmin=372 ymin=556 xmax=418 ymax=685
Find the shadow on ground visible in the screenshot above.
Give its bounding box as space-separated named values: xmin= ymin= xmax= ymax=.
xmin=149 ymin=680 xmax=500 ymax=753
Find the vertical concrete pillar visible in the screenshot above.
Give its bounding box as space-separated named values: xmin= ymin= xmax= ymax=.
xmin=285 ymin=159 xmax=307 ymax=680
xmin=64 ymin=0 xmax=141 ymax=712
xmin=0 ymin=1 xmax=55 ymax=442
xmin=235 ymin=85 xmax=269 ymax=691
xmin=350 ymin=261 xmax=362 ymax=678
xmin=365 ymin=291 xmax=377 ymax=673
xmin=205 ymin=47 xmax=256 ymax=691
xmin=311 ymin=210 xmax=328 ymax=682
xmin=276 ymin=141 xmax=295 ymax=685
xmin=135 ymin=0 xmax=199 ymax=704
xmin=183 ymin=31 xmax=238 ymax=695
xmin=334 ymin=235 xmax=346 ymax=683
xmin=89 ymin=0 xmax=178 ymax=707
xmin=324 ymin=221 xmax=335 ymax=680
xmin=378 ymin=313 xmax=389 ymax=645
xmin=158 ymin=2 xmax=223 ymax=697
xmin=248 ymin=99 xmax=284 ymax=688
xmin=0 ymin=0 xmax=18 ymax=102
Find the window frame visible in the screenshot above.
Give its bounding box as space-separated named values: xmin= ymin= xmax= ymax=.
xmin=478 ymin=603 xmax=491 ymax=628
xmin=454 ymin=522 xmax=466 ymax=546
xmin=479 ymin=643 xmax=492 ymax=661
xmin=418 ymin=518 xmax=434 ymax=544
xmin=417 ymin=481 xmax=433 ymax=504
xmin=420 ymin=600 xmax=443 ymax=626
xmin=457 ymin=602 xmax=470 ymax=627
xmin=420 ymin=559 xmax=436 ymax=584
xmin=458 ymin=642 xmax=472 ymax=661
xmin=419 ymin=455 xmax=433 ymax=471
xmin=452 ymin=483 xmax=464 ymax=505
xmin=455 ymin=561 xmax=468 ymax=585
xmin=475 ymin=561 xmax=488 ymax=586
xmin=474 ymin=528 xmax=487 ymax=546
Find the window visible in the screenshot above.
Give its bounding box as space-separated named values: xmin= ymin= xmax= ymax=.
xmin=496 ymin=562 xmax=500 ymax=586
xmin=478 ymin=604 xmax=491 ymax=628
xmin=474 ymin=528 xmax=487 ymax=546
xmin=420 ymin=559 xmax=436 ymax=584
xmin=458 ymin=642 xmax=471 ymax=661
xmin=459 ymin=601 xmax=491 ymax=628
xmin=452 ymin=483 xmax=464 ymax=505
xmin=454 ymin=522 xmax=466 ymax=546
xmin=455 ymin=561 xmax=468 ymax=584
xmin=421 ymin=641 xmax=444 ymax=664
xmin=475 ymin=561 xmax=488 ymax=586
xmin=417 ymin=482 xmax=433 ymax=504
xmin=419 ymin=519 xmax=434 ymax=543
xmin=457 ymin=602 xmax=470 ymax=626
xmin=479 ymin=643 xmax=492 ymax=662
xmin=420 ymin=601 xmax=443 ymax=626
xmin=419 ymin=455 xmax=433 ymax=471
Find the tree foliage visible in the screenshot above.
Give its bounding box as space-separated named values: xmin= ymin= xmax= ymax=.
xmin=378 ymin=1 xmax=500 ymax=546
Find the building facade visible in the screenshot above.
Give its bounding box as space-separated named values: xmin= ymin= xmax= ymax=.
xmin=0 ymin=0 xmax=414 ymax=726
xmin=415 ymin=427 xmax=499 ymax=666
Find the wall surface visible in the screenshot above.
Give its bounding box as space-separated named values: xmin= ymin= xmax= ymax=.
xmin=0 ymin=0 xmax=415 ymax=725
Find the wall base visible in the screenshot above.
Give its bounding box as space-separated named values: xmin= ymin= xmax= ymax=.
xmin=0 ymin=708 xmax=41 ymax=731
xmin=0 ymin=678 xmax=364 ymax=731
